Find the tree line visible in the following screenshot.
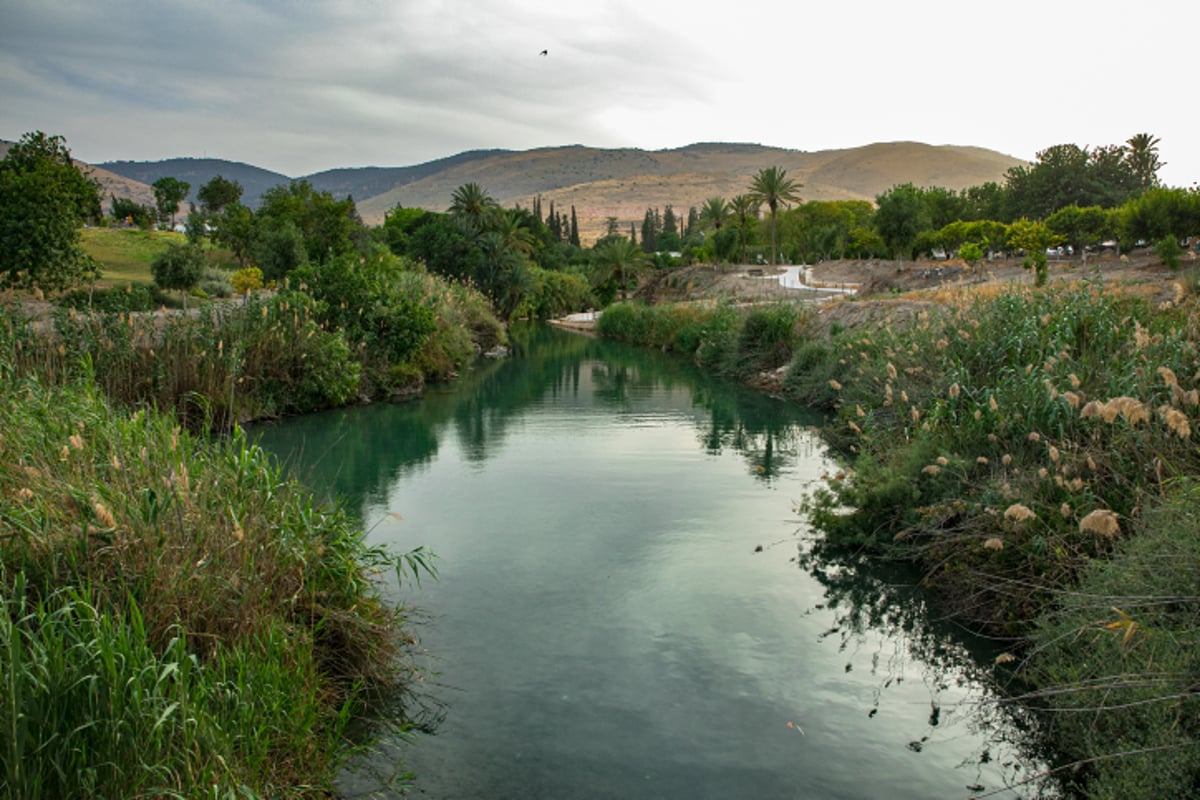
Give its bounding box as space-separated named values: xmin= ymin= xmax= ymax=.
xmin=3 ymin=130 xmax=1194 ymax=311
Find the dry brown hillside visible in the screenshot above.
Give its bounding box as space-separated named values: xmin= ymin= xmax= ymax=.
xmin=355 ymin=141 xmax=1026 ymax=242
xmin=1 ymin=139 xmax=156 ymax=211
xmin=87 ymin=164 xmax=156 ymax=210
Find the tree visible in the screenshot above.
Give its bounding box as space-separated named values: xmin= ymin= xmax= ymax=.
xmin=729 ymin=194 xmax=759 ymax=264
xmin=1125 ymin=133 xmax=1164 ymax=191
xmin=640 ymin=208 xmax=659 ymax=253
xmin=254 ymin=219 xmax=309 ymax=282
xmin=958 ymin=241 xmax=983 ymax=273
xmin=151 ymin=241 xmax=206 ymax=307
xmin=449 ymin=182 xmax=499 ymax=234
xmin=110 ymin=195 xmax=155 ymax=229
xmin=215 ymin=202 xmax=256 ymax=267
xmin=1118 ymin=187 xmax=1200 ymax=247
xmin=748 ymin=166 xmax=802 ymax=265
xmin=152 ymin=176 xmax=190 ymax=228
xmin=569 ymin=206 xmax=580 ymax=247
xmin=257 ymin=181 xmax=363 ymax=265
xmin=874 ymin=183 xmax=930 ymax=262
xmin=1045 ymin=205 xmax=1111 ymax=259
xmin=1004 ymin=142 xmax=1141 ymax=220
xmin=699 ymin=197 xmax=731 ymax=233
xmin=1007 ymin=218 xmax=1059 ymax=287
xmin=0 ymin=131 xmax=101 ymax=291
xmin=592 ymin=237 xmax=651 ymax=301
xmin=196 ymin=175 xmax=243 ymax=217
xmin=662 ymin=205 xmax=678 ymax=238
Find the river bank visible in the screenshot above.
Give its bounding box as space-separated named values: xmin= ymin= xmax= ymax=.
xmin=0 ymin=268 xmax=502 ymax=796
xmin=591 ymin=256 xmax=1200 ymax=799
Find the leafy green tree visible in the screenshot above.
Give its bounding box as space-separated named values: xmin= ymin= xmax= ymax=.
xmin=152 ymin=176 xmax=190 ymax=228
xmin=592 ymin=237 xmax=651 ymax=301
xmin=409 ymin=213 xmax=471 ymax=280
xmin=1004 ymin=142 xmax=1140 ymax=220
xmin=874 ymin=183 xmax=930 ymax=262
xmin=1125 ymin=133 xmax=1164 ymax=191
xmin=1007 ymin=218 xmax=1059 ymax=286
xmin=257 ymin=181 xmax=364 ymax=265
xmin=379 ymin=206 xmax=432 ymax=256
xmin=196 ymin=175 xmax=243 ymax=217
xmin=1118 ymin=187 xmax=1200 ymax=248
xmin=958 ymin=241 xmax=983 ymax=272
xmin=0 ymin=131 xmax=101 ymax=291
xmin=748 ymin=166 xmax=802 ymax=265
xmin=963 ymin=181 xmax=1010 ymax=222
xmin=255 ymin=219 xmax=309 ymax=281
xmin=1045 ymin=205 xmax=1111 ymax=258
xmin=184 ymin=209 xmax=208 ymax=244
xmin=1154 ymin=235 xmax=1183 ymax=270
xmin=215 ymin=202 xmax=256 ymax=268
xmin=919 ymin=185 xmax=973 ymax=230
xmin=110 ymin=196 xmax=155 ymax=229
xmin=151 ymin=241 xmax=206 ymax=307
xmin=781 ymin=200 xmax=873 ymax=263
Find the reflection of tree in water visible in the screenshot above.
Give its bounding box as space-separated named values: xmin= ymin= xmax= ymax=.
xmin=691 ymin=383 xmax=824 ymax=482
xmin=259 ymin=322 xmax=823 ymax=517
xmin=795 ymin=533 xmax=1049 ymax=795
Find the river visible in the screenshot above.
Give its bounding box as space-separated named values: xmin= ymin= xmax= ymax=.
xmin=253 ymin=324 xmax=1038 ymax=799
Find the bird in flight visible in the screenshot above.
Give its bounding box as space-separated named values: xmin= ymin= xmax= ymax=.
xmin=539 ymin=49 xmax=548 ymax=56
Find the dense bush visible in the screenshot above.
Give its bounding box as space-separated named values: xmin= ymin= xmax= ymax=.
xmin=783 ymin=284 xmax=1200 ymax=798
xmin=597 ymin=300 xmax=811 ymax=379
xmin=0 ymin=376 xmax=431 ymax=797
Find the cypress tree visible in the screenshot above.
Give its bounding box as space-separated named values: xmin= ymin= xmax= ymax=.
xmin=570 ymin=205 xmax=580 ymax=247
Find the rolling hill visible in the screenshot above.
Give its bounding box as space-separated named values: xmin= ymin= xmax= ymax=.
xmin=8 ymin=138 xmax=1027 ymax=242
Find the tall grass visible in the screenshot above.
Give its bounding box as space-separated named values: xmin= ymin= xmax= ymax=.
xmin=1 ymin=268 xmax=504 ymax=429
xmin=596 ymin=299 xmax=813 ymax=378
xmin=0 ymin=374 xmax=430 ymax=797
xmin=783 ymin=284 xmax=1200 ymax=796
xmin=1012 ymin=483 xmax=1200 ymax=800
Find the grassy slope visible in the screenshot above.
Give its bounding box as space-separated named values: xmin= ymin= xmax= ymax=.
xmin=81 ymin=227 xmax=240 ymax=286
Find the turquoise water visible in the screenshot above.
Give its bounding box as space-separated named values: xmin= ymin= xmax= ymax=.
xmin=254 ymin=325 xmax=1035 ymax=799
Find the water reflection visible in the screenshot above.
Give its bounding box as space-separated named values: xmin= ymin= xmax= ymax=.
xmin=254 ymin=324 xmax=1040 ymax=800
xmin=794 ymin=535 xmax=1046 ymax=795
xmin=255 ymin=324 xmax=824 ymax=509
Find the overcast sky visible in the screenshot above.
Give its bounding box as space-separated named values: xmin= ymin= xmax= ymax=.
xmin=2 ymin=0 xmax=1197 ymax=186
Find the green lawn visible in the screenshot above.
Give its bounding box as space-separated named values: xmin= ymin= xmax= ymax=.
xmin=81 ymin=227 xmax=239 ymax=285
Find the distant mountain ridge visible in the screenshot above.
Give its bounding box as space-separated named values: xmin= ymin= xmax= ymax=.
xmin=9 ymin=138 xmax=1026 ymax=241
xmin=97 ymin=149 xmax=510 ymax=209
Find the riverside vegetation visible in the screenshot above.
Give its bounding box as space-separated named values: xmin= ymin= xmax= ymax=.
xmin=0 ymin=133 xmax=509 ymax=797
xmin=591 ymin=132 xmax=1200 ymax=799
xmin=3 ymin=126 xmax=1197 ymax=796
xmin=597 ymin=279 xmax=1200 ymax=798
xmin=0 ymin=275 xmax=488 ymax=796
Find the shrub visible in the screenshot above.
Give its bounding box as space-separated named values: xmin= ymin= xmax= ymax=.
xmin=0 ymin=376 xmax=431 ymax=796
xmin=151 ymin=241 xmax=206 ymax=308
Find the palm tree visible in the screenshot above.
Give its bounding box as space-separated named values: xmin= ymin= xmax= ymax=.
xmin=592 ymin=237 xmax=651 ymax=301
xmin=729 ymin=194 xmax=759 ymax=265
xmin=449 ymin=182 xmax=499 ymax=234
xmin=495 ymin=208 xmax=537 ymax=257
xmin=1125 ymin=133 xmax=1164 ymax=190
xmin=748 ymin=166 xmax=802 ymax=265
xmin=699 ymin=197 xmax=731 ymax=233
